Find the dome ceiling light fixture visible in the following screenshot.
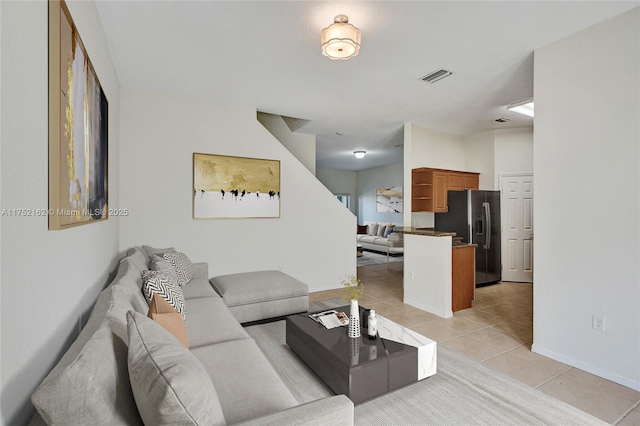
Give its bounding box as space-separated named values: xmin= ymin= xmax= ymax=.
xmin=321 ymin=15 xmax=361 ymax=60
xmin=354 ymin=151 xmax=366 ymax=159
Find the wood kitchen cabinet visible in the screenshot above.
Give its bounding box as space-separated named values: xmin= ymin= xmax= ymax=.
xmin=452 ymin=245 xmax=476 ymax=312
xmin=447 ymin=173 xmax=463 ymax=190
xmin=433 ymin=171 xmax=448 ymax=212
xmin=411 ymin=168 xmax=480 ymax=212
xmin=410 ymin=169 xmax=434 ymax=213
xmin=462 ymin=173 xmax=479 ymax=190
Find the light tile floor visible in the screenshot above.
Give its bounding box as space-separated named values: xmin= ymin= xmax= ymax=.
xmin=309 ymin=261 xmax=640 ymax=425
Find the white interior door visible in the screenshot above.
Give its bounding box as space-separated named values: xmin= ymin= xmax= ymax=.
xmin=500 ymin=174 xmax=534 ymax=282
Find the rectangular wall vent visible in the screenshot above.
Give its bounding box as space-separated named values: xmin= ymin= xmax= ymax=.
xmin=420 ymin=69 xmax=453 ymax=83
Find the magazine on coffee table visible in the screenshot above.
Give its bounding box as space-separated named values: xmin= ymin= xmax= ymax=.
xmin=309 ymin=310 xmax=349 ymax=329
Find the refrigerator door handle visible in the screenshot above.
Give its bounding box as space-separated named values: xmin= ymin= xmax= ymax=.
xmin=483 ymin=202 xmax=491 ymax=249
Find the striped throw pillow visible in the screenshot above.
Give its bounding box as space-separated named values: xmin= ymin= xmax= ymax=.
xmin=162 ymin=252 xmax=195 ymax=286
xmin=142 ymin=270 xmax=186 ymax=320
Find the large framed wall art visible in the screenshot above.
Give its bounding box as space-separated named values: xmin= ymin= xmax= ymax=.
xmin=193 ymin=153 xmax=281 ymax=219
xmin=376 ymin=186 xmax=403 ymax=213
xmin=48 ymin=0 xmax=109 ymax=230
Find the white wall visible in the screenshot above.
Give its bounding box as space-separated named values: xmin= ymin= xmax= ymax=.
xmin=404 ymin=123 xmax=466 ymax=228
xmin=356 ymin=163 xmax=404 ymax=225
xmin=257 ymin=112 xmax=317 ymax=175
xmin=411 ymin=125 xmax=467 ymax=170
xmin=119 ymin=90 xmax=355 ymax=293
xmin=403 ymin=123 xmax=414 ymax=227
xmin=0 ymin=1 xmax=121 ymax=424
xmin=316 ymin=167 xmax=358 ymax=215
xmin=494 ymin=127 xmax=533 ymax=186
xmin=533 ymin=7 xmax=640 ymax=391
xmin=464 ymin=130 xmax=495 ymax=189
xmin=463 ymin=127 xmax=533 ymax=191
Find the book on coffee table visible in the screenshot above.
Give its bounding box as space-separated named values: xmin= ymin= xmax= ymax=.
xmin=309 ymin=310 xmax=349 ymax=329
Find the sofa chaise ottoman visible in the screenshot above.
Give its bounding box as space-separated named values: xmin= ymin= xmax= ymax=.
xmin=210 ymin=270 xmax=309 ymax=324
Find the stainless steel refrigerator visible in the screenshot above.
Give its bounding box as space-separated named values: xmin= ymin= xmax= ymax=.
xmin=434 ymin=190 xmax=502 ymax=286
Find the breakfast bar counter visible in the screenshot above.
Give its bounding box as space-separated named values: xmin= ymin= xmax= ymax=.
xmin=393 ymin=227 xmax=455 ymax=237
xmin=393 ymin=227 xmax=474 ymax=318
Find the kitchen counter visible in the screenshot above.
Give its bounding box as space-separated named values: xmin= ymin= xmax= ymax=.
xmin=402 ymin=232 xmax=455 ymax=318
xmin=394 ymin=227 xmax=476 ymax=248
xmin=393 ymin=227 xmax=456 ymax=237
xmin=452 ymin=243 xmax=477 ymax=249
xmin=394 ymin=228 xmax=475 ymax=248
xmin=401 ymin=228 xmax=477 ymax=318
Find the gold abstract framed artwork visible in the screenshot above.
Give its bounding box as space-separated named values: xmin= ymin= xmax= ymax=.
xmin=376 ymin=186 xmax=403 ymax=213
xmin=193 ymin=153 xmax=280 ymax=219
xmin=48 ymin=0 xmax=108 ymax=230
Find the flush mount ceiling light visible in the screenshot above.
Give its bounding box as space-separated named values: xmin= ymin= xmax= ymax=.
xmin=354 ymin=151 xmax=366 ymax=159
xmin=321 ymin=15 xmax=361 ymax=60
xmin=507 ymin=98 xmax=535 ymax=117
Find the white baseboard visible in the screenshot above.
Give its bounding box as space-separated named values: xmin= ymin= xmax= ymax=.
xmin=531 ymin=343 xmax=640 ymax=392
xmin=403 ymin=297 xmax=452 ymax=319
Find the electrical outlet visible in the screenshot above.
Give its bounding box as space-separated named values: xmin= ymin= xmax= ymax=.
xmin=592 ymin=315 xmax=605 ymax=331
xmin=409 ymin=272 xmax=414 ymax=279
xmin=277 ymin=265 xmax=283 ymax=271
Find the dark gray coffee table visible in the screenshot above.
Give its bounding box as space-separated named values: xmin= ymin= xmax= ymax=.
xmin=286 ymin=305 xmax=437 ymax=404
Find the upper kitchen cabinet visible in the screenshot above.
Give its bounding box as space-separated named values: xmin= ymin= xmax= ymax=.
xmin=462 ymin=173 xmax=479 ymax=190
xmin=411 ymin=168 xmax=435 ymax=212
xmin=447 ymin=173 xmax=463 ymax=190
xmin=412 ymin=168 xmax=480 ymax=212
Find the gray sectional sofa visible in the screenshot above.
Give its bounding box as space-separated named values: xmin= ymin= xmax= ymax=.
xmin=28 ymin=247 xmax=353 ymax=425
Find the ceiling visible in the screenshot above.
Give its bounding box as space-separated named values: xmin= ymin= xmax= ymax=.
xmin=95 ymin=1 xmax=638 ymax=171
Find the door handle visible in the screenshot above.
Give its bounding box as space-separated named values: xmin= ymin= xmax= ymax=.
xmin=483 ymin=202 xmax=491 ymax=249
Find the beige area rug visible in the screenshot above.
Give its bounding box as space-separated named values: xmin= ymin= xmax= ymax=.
xmin=244 ymin=301 xmax=606 ymax=426
xmin=357 ymin=250 xmax=403 ymax=267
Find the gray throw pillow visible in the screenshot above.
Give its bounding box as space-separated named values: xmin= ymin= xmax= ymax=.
xmin=126 ymin=311 xmax=226 ymax=426
xmin=142 ymin=270 xmax=186 ymax=320
xmin=162 ymin=252 xmax=195 ymax=286
xmin=150 ymin=255 xmax=179 ymax=285
xmin=142 ymin=245 xmax=176 ymax=260
xmin=122 ymin=248 xmax=150 ymax=273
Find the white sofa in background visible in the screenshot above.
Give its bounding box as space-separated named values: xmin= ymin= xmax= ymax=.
xmin=357 ymin=222 xmax=404 ymax=255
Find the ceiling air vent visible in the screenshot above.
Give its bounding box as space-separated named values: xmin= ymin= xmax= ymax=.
xmin=420 ymin=69 xmax=453 ymax=84
xmin=495 ymin=117 xmax=512 ymax=123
